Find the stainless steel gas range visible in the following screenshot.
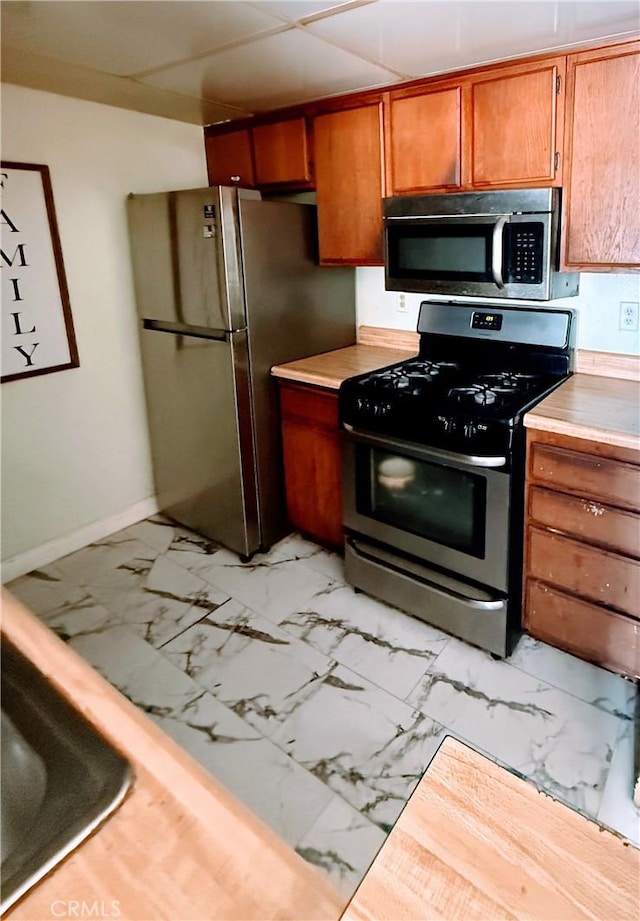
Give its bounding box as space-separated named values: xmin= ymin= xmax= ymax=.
xmin=339 ymin=301 xmax=576 ymax=657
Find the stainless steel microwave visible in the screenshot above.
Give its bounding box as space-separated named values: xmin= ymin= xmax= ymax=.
xmin=384 ymin=188 xmax=579 ymax=301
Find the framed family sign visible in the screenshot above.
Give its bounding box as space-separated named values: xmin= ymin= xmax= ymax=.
xmin=1 ymin=161 xmax=79 ymax=383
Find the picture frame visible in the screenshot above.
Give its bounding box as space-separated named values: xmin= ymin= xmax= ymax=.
xmin=1 ymin=161 xmax=79 ymax=383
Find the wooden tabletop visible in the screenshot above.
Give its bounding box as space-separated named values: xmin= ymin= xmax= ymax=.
xmin=342 ymin=737 xmax=640 ymax=921
xmin=525 ymin=374 xmax=640 ymax=451
xmin=2 ymin=594 xmax=345 ymax=921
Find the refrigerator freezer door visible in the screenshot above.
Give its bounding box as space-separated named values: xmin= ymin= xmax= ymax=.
xmin=138 ymin=324 xmax=259 ymax=557
xmin=127 ymin=187 xmax=245 ymax=331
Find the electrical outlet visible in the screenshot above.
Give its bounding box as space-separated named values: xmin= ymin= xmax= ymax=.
xmin=397 ymin=293 xmax=408 ymax=313
xmin=619 ymin=302 xmax=639 ymax=331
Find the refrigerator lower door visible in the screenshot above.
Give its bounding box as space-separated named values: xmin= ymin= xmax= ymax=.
xmin=139 ymin=325 xmax=259 ymax=557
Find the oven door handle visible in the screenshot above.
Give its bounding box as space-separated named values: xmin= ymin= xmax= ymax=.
xmin=491 ymin=214 xmax=509 ymax=289
xmin=342 ymin=423 xmax=507 ymax=469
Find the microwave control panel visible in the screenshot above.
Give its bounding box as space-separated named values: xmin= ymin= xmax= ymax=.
xmin=505 ymin=222 xmax=544 ymax=284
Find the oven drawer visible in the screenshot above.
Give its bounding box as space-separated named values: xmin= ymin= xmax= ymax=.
xmin=345 ymin=537 xmax=510 ymax=657
xmin=528 ymin=442 xmax=640 ymax=512
xmin=529 ymin=486 xmax=640 ymax=558
xmin=525 ymin=579 xmax=640 ymax=678
xmin=527 ymin=526 xmax=640 ymax=618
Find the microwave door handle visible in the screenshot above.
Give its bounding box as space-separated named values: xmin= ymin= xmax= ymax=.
xmin=491 ymin=215 xmax=509 ymax=289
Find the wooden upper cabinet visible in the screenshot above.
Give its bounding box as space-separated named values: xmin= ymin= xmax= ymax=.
xmin=469 ymin=59 xmax=564 ymax=188
xmin=388 ymin=84 xmax=462 ymax=194
xmin=251 ymin=117 xmax=313 ymax=187
xmin=385 ymin=59 xmax=564 ymax=194
xmin=563 ymin=41 xmax=640 ymax=270
xmin=205 ymin=128 xmax=255 ymax=188
xmin=313 ymin=103 xmax=385 ymax=265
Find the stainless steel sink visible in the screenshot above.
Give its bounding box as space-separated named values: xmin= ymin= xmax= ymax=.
xmin=1 ymin=637 xmax=133 ymax=913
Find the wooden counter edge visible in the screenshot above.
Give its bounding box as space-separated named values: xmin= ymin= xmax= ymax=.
xmin=524 ymin=412 xmax=640 ymax=451
xmin=1 ymin=592 xmax=345 ymax=921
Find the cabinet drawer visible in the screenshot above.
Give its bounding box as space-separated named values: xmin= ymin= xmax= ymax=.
xmin=279 ymin=382 xmax=339 ymax=429
xmin=525 ymin=579 xmax=640 ymax=678
xmin=529 ymin=442 xmax=640 ymax=511
xmin=527 ymin=526 xmax=640 ymax=618
xmin=529 ymin=486 xmax=640 ymax=558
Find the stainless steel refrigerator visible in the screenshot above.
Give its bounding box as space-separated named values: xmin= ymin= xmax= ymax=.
xmin=127 ymin=186 xmax=355 ymax=558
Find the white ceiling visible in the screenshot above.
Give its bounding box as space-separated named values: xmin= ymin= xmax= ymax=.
xmin=1 ymin=1 xmax=639 ymax=126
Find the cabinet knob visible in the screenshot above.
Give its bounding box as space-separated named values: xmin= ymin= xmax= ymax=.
xmin=230 ymin=175 xmax=240 ymax=182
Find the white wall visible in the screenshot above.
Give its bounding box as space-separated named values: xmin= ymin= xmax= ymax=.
xmin=1 ymin=85 xmax=208 ymax=577
xmin=356 ymin=268 xmax=640 ymax=355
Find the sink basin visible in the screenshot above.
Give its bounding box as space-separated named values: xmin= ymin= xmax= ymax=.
xmin=1 ymin=637 xmax=132 ymax=913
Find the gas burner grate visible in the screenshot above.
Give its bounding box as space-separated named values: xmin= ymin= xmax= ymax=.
xmin=448 ymin=384 xmax=505 ymax=406
xmin=478 ymin=372 xmax=540 ymax=391
xmin=366 ymin=359 xmax=459 ymax=393
xmin=405 ymin=359 xmax=460 ymax=377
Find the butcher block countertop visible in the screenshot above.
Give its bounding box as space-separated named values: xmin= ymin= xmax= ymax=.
xmin=2 ymin=593 xmax=344 ymax=921
xmin=525 ymin=373 xmax=640 ymax=452
xmin=271 ymin=343 xmax=416 ymax=390
xmin=343 ymin=737 xmax=640 ymax=921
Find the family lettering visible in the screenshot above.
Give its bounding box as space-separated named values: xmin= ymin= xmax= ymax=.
xmin=1 ymin=186 xmax=40 ymax=368
xmin=0 ymin=163 xmax=78 ymax=382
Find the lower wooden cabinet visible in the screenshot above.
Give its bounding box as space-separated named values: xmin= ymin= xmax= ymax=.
xmin=279 ymin=380 xmax=344 ymax=550
xmin=523 ymin=429 xmax=640 ymax=678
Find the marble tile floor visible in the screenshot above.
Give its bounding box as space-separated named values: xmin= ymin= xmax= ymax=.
xmin=7 ymin=515 xmax=639 ymax=898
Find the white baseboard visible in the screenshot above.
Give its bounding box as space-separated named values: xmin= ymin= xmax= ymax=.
xmin=1 ymin=497 xmax=160 ymax=583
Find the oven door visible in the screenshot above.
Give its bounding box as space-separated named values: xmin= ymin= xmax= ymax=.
xmin=343 ymin=425 xmax=511 ymax=593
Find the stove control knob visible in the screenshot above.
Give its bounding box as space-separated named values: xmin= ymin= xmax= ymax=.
xmin=463 ymin=422 xmax=477 ymax=439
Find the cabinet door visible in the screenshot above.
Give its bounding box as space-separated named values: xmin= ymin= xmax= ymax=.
xmin=563 ymin=41 xmax=640 ymax=269
xmin=388 ymin=85 xmax=462 ymax=193
xmin=205 ymin=129 xmax=255 ymax=188
xmin=469 ymin=60 xmax=563 ymax=187
xmin=280 ymin=382 xmax=343 ymax=549
xmin=314 ymin=103 xmax=385 ymax=265
xmin=252 ymin=117 xmax=312 ymax=187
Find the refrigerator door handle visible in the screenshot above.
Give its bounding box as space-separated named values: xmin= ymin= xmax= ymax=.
xmin=142 ymin=319 xmax=245 ymax=341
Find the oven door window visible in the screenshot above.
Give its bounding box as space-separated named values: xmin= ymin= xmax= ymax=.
xmin=386 ymin=223 xmax=494 ymax=282
xmin=356 ymin=446 xmax=486 ymax=557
